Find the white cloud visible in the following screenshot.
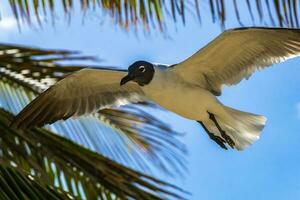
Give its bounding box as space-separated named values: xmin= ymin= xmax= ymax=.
xmin=0 ymin=17 xmax=18 ymax=31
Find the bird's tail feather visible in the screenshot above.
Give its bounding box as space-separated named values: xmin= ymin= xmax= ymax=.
xmin=205 ymin=106 xmax=267 ymax=150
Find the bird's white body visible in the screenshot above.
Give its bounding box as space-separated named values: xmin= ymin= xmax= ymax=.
xmin=143 ymin=65 xmax=266 ymax=150
xmin=142 ymin=67 xmax=222 ymax=122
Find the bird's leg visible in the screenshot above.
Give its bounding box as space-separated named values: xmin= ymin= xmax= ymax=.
xmin=208 ymin=112 xmax=235 ymax=148
xmin=197 ymin=121 xmax=228 ymax=150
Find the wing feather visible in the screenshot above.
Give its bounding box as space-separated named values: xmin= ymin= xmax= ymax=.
xmin=11 ymin=68 xmax=146 ymax=128
xmin=173 ymin=27 xmax=300 ymax=95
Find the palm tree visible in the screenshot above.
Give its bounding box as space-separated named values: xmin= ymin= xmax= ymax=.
xmin=0 ymin=44 xmax=187 ymax=199
xmin=1 ymin=0 xmax=299 ymax=199
xmin=4 ymin=0 xmax=300 ymax=31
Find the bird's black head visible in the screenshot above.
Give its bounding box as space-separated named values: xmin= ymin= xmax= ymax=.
xmin=120 ymin=61 xmax=154 ymax=86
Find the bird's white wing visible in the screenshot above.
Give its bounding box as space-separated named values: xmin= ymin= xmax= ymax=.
xmin=172 ymin=27 xmax=300 ymax=95
xmin=12 ymin=68 xmax=146 ymax=128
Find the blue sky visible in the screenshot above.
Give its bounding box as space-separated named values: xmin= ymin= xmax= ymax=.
xmin=1 ymin=1 xmax=300 ymax=200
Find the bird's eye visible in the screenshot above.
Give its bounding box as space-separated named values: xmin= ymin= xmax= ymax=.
xmin=139 ymin=66 xmax=146 ymax=72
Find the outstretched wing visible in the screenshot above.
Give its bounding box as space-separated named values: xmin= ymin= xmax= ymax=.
xmin=11 ymin=68 xmax=146 ymax=128
xmin=173 ymin=27 xmax=300 ymax=95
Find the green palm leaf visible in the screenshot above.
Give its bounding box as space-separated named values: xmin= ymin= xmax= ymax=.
xmin=0 ymin=108 xmax=186 ymax=199
xmin=0 ymin=43 xmax=186 ymax=176
xmin=0 ymin=165 xmax=78 ymax=200
xmin=3 ymin=0 xmax=300 ymax=31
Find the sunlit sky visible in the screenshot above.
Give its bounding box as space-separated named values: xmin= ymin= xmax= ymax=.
xmin=1 ymin=1 xmax=300 ymax=200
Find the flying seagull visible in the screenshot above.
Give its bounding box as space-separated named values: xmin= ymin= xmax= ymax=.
xmin=11 ymin=27 xmax=300 ymax=150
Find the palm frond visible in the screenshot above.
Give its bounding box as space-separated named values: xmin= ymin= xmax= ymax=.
xmin=0 ymin=108 xmax=186 ymax=199
xmin=0 ymin=165 xmax=78 ymax=200
xmin=4 ymin=0 xmax=300 ymax=32
xmin=0 ymin=43 xmax=187 ymax=176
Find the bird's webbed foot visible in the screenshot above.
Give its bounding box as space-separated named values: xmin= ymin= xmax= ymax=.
xmin=208 ymin=112 xmax=235 ymax=149
xmin=198 ymin=121 xmax=228 ymax=150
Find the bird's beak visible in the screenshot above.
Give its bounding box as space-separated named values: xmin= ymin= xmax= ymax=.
xmin=120 ymin=74 xmax=134 ymax=86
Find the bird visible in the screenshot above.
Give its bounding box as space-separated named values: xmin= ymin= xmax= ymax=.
xmin=11 ymin=27 xmax=300 ymax=150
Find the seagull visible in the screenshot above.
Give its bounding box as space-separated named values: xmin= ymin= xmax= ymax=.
xmin=11 ymin=27 xmax=300 ymax=150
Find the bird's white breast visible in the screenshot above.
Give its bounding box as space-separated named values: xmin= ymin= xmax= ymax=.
xmin=142 ymin=68 xmax=218 ymax=121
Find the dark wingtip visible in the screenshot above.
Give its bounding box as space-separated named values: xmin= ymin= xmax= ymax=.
xmin=9 ymin=111 xmax=36 ymax=130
